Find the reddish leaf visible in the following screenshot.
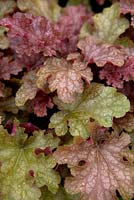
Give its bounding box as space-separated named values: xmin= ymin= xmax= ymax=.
xmin=29 ymin=90 xmax=54 ymax=117
xmin=120 ymin=0 xmax=134 ymax=15
xmin=96 ymin=0 xmax=105 ymax=5
xmin=99 ymin=58 xmax=134 ymax=88
xmin=55 ymin=133 xmax=134 ymax=200
xmin=0 ymin=53 xmax=23 ymax=80
xmin=55 ymin=5 xmax=91 ymax=56
xmin=78 ymin=36 xmax=126 ymax=67
xmin=0 ymin=12 xmax=59 ymax=57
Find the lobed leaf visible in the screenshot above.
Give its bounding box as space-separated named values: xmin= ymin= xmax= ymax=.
xmin=54 ymin=133 xmax=134 ymax=200
xmin=0 ymin=124 xmax=60 ymax=200
xmin=17 ymin=0 xmax=61 ymax=23
xmin=77 ymin=36 xmax=126 ymax=67
xmin=49 ymin=83 xmax=130 ymax=137
xmin=37 ymin=57 xmax=92 ymax=103
xmin=93 ymin=3 xmax=129 ymax=43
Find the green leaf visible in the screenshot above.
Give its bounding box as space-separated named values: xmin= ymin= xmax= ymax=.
xmin=0 ymin=26 xmax=9 ymax=49
xmin=0 ymin=124 xmax=60 ymax=200
xmin=114 ymin=37 xmax=134 ymax=48
xmin=79 ymin=22 xmax=93 ymax=39
xmin=93 ymin=3 xmax=129 ymax=43
xmin=40 ymin=186 xmax=80 ymax=200
xmin=49 ymin=83 xmax=130 ymax=138
xmin=17 ymin=0 xmax=61 ymax=23
xmin=0 ymin=0 xmax=16 ymax=19
xmin=68 ymin=0 xmax=89 ymax=6
xmin=15 ymin=70 xmax=37 ymax=107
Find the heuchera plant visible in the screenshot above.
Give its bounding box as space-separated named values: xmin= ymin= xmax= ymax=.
xmin=0 ymin=0 xmax=134 ymax=199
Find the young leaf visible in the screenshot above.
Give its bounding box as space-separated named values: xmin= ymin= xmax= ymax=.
xmin=15 ymin=70 xmax=37 ymax=107
xmin=37 ymin=57 xmax=92 ymax=103
xmin=77 ymin=36 xmax=126 ymax=67
xmin=93 ymin=3 xmax=129 ymax=43
xmin=54 ymin=133 xmax=134 ymax=200
xmin=17 ymin=0 xmax=61 ymax=23
xmin=49 ymin=83 xmax=130 ymax=137
xmin=0 ymin=124 xmax=60 ymax=200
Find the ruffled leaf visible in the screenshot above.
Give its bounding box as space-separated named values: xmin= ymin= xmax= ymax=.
xmin=55 ymin=5 xmax=91 ymax=56
xmin=0 ymin=124 xmax=60 ymax=200
xmin=0 ymin=53 xmax=24 ymax=80
xmin=99 ymin=58 xmax=134 ymax=88
xmin=93 ymin=3 xmax=129 ymax=43
xmin=17 ymin=0 xmax=61 ymax=23
xmin=0 ymin=12 xmax=59 ymax=56
xmin=37 ymin=57 xmax=92 ymax=103
xmin=54 ymin=133 xmax=134 ymax=200
xmin=77 ymin=36 xmax=126 ymax=67
xmin=49 ymin=83 xmax=130 ymax=137
xmin=29 ymin=91 xmax=54 ymax=117
xmin=120 ymin=0 xmax=134 ymax=15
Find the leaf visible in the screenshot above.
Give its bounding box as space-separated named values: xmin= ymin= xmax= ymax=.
xmin=54 ymin=133 xmax=134 ymax=200
xmin=17 ymin=0 xmax=61 ymax=23
xmin=96 ymin=0 xmax=105 ymax=5
xmin=120 ymin=0 xmax=134 ymax=15
xmin=40 ymin=186 xmax=79 ymax=200
xmin=0 ymin=96 xmax=19 ymax=114
xmin=0 ymin=12 xmax=59 ymax=56
xmin=15 ymin=70 xmax=37 ymax=107
xmin=0 ymin=53 xmax=24 ymax=80
xmin=99 ymin=58 xmax=134 ymax=88
xmin=29 ymin=90 xmax=54 ymax=117
xmin=113 ymin=112 xmax=134 ymax=132
xmin=79 ymin=22 xmax=93 ymax=39
xmin=77 ymin=36 xmax=126 ymax=67
xmin=131 ymin=16 xmax=134 ymax=27
xmin=49 ymin=83 xmax=130 ymax=137
xmin=37 ymin=57 xmax=92 ymax=103
xmin=93 ymin=3 xmax=129 ymax=43
xmin=68 ymin=0 xmax=89 ymax=6
xmin=0 ymin=0 xmax=16 ymax=19
xmin=54 ymin=5 xmax=91 ymax=56
xmin=0 ymin=124 xmax=60 ymax=200
xmin=0 ymin=26 xmax=9 ymax=49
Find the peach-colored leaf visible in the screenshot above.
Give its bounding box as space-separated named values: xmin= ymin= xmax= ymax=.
xmin=54 ymin=133 xmax=134 ymax=200
xmin=37 ymin=57 xmax=92 ymax=103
